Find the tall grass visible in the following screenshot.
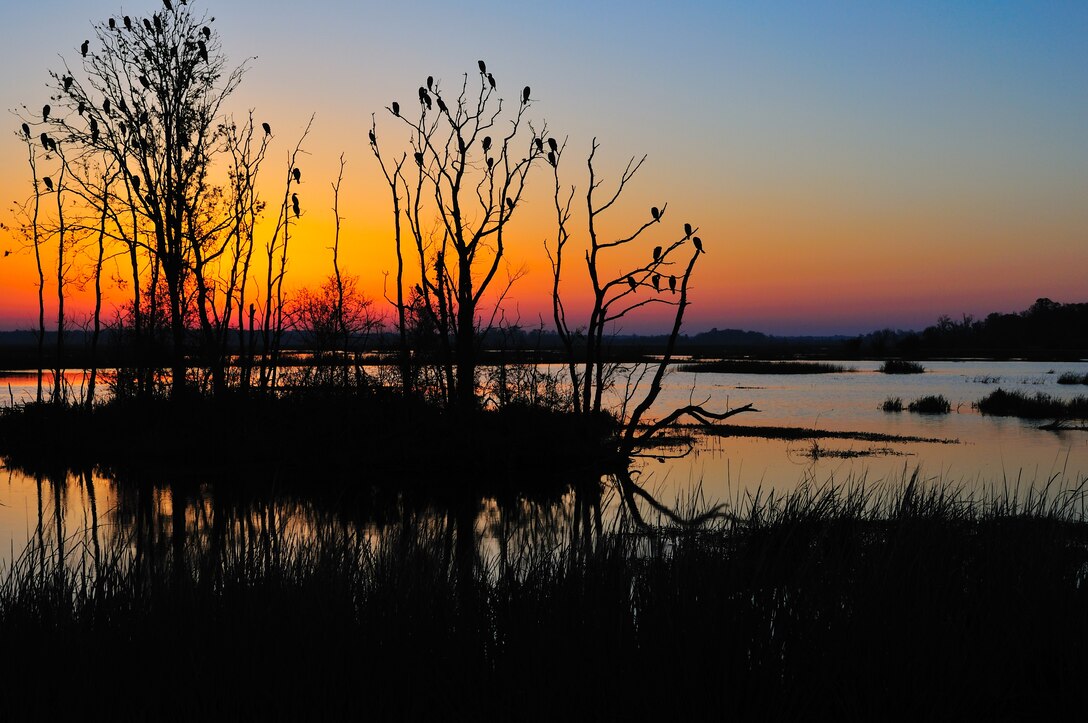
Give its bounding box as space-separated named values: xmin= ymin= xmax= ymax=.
xmin=1 ymin=472 xmax=1086 ymax=720
xmin=975 ymin=388 xmax=1088 ymax=419
xmin=908 ymin=394 xmax=952 ymax=414
xmin=1058 ymin=371 xmax=1088 ymax=385
xmin=879 ymin=359 xmax=925 ymax=374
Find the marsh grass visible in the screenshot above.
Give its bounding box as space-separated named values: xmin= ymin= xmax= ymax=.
xmin=1058 ymin=372 xmax=1088 ymax=385
xmin=2 ymin=472 xmax=1086 ymax=720
xmin=880 ymin=359 xmax=926 ymax=374
xmin=882 ymin=396 xmax=904 ymax=412
xmin=908 ymin=394 xmax=952 ymax=414
xmin=975 ymin=388 xmax=1088 ymax=420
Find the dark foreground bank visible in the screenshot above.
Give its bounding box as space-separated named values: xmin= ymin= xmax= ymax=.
xmin=1 ymin=475 xmax=1085 ymax=721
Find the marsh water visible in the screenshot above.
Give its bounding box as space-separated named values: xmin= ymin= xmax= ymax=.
xmin=2 ymin=360 xmax=1087 ymax=571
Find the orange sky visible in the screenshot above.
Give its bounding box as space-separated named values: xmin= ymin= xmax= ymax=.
xmin=2 ymin=1 xmax=1087 ymax=335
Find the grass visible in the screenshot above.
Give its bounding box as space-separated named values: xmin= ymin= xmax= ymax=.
xmin=1058 ymin=372 xmax=1088 ymax=385
xmin=882 ymin=396 xmax=904 ymax=412
xmin=908 ymin=394 xmax=952 ymax=414
xmin=677 ymin=359 xmax=854 ymax=374
xmin=975 ymin=388 xmax=1088 ymax=420
xmin=1 ymin=471 xmax=1086 ymax=719
xmin=880 ymin=359 xmax=926 ymax=374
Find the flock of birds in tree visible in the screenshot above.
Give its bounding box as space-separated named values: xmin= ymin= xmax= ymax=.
xmin=17 ymin=0 xmax=214 ymax=188
xmin=624 ymin=217 xmax=705 ymax=297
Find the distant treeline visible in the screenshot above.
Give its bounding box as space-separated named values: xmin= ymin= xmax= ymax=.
xmin=847 ymin=298 xmax=1088 ymax=358
xmin=1 ymin=298 xmax=1083 ymax=368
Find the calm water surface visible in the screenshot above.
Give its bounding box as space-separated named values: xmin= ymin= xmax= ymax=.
xmin=2 ymin=360 xmax=1086 ymax=569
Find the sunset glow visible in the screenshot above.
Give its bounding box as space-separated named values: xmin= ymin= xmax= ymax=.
xmin=2 ymin=0 xmax=1086 ymax=334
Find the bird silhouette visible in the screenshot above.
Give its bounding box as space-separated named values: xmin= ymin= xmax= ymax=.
xmin=43 ymin=177 xmax=54 ymax=192
xmin=89 ymin=118 xmax=99 ymax=142
xmin=138 ymin=75 xmax=150 ymax=89
xmin=436 ymin=96 xmax=448 ymax=113
xmin=522 ymin=86 xmax=530 ymax=104
xmin=21 ymin=123 xmax=30 ymax=138
xmin=693 ymin=236 xmax=703 ymax=253
xmin=457 ymin=136 xmax=465 ymax=153
xmin=124 ymin=16 xmax=132 ymax=30
xmin=42 ymin=105 xmax=50 ymax=121
xmin=413 ymin=151 xmax=424 ymax=166
xmin=626 ymin=275 xmax=637 ymax=291
xmin=668 ymin=275 xmax=677 ymax=293
xmin=418 ymin=87 xmax=431 ymax=109
xmin=103 ymin=98 xmax=110 ymax=114
xmin=651 ymin=206 xmax=660 ymax=221
xmin=547 ymin=151 xmax=556 ymax=167
xmin=197 ymin=40 xmax=208 ymax=62
xmin=262 ymin=122 xmax=271 ymax=135
xmin=482 ymin=136 xmax=492 ymax=152
xmin=292 ymin=167 xmax=301 ymax=183
xmin=63 ymin=76 xmax=73 ymax=92
xmin=81 ymin=40 xmax=89 ymax=57
xmin=534 ymin=137 xmax=543 ymax=153
xmin=202 ymin=26 xmax=211 ymax=38
xmin=684 ymin=222 xmax=692 ymax=238
xmin=153 ymin=14 xmax=163 ymax=32
xmin=653 ymin=246 xmax=661 ymax=261
xmin=118 ymin=98 xmax=127 ymax=113
xmin=3 ymin=250 xmax=10 ymax=257
xmin=486 ymin=156 xmax=494 ymax=170
xmin=118 ymin=121 xmax=126 ymax=136
xmin=40 ymin=133 xmax=50 ymax=148
xmin=144 ymin=48 xmax=153 ymax=61
xmin=78 ymin=101 xmax=86 ymax=115
xmin=506 ymin=198 xmax=514 ymax=211
xmin=143 ymin=18 xmax=153 ymax=32
xmin=487 ymin=73 xmax=496 ymax=90
xmin=392 ymin=101 xmax=400 ymax=116
xmin=426 ymin=75 xmax=433 ymax=90
xmin=131 ymin=175 xmax=140 ymax=190
xmin=109 ymin=18 xmax=116 ymax=30
xmin=478 ymin=60 xmax=486 ymax=74
xmin=548 ymin=137 xmax=557 ymax=152
xmin=291 ymin=193 xmax=300 ymax=217
xmin=652 ymin=274 xmax=661 ymax=291
xmin=368 ymin=129 xmax=376 ymax=144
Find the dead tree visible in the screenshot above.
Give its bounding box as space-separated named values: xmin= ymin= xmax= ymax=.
xmin=373 ymin=65 xmax=545 ymax=410
xmin=548 ymin=139 xmax=756 ymax=455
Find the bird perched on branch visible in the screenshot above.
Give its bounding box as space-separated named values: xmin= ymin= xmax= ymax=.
xmin=413 ymin=152 xmax=424 ymax=166
xmin=522 ymin=86 xmax=530 ymax=104
xmin=650 ymin=206 xmax=660 ymax=221
xmin=124 ymin=16 xmax=132 ymax=30
xmin=487 ymin=73 xmax=496 ymax=90
xmin=42 ymin=104 xmax=50 ymax=121
xmin=547 ymin=151 xmax=556 ymax=167
xmin=143 ymin=18 xmax=153 ymax=32
xmin=21 ymin=123 xmax=30 ymax=139
xmin=109 ymin=18 xmax=116 ymax=30
xmin=197 ymin=40 xmax=208 ymax=62
xmin=626 ymin=275 xmax=637 ymax=291
xmin=138 ymin=75 xmax=150 ymax=89
xmin=81 ymin=40 xmax=89 ymax=57
xmin=436 ymin=96 xmax=448 ymax=113
xmin=43 ymin=177 xmax=54 ymax=192
xmin=548 ymin=137 xmax=557 ymax=152
xmin=482 ymin=136 xmax=491 ymax=153
xmin=368 ymin=129 xmax=376 ymax=145
xmin=292 ymin=167 xmax=301 ymax=183
xmin=693 ymin=236 xmax=703 ymax=253
xmin=427 ymin=76 xmax=434 ymax=90
xmin=202 ymin=26 xmax=211 ymax=38
xmin=534 ymin=137 xmax=543 ymax=153
xmin=478 ymin=60 xmax=486 ymax=74
xmin=392 ymin=101 xmax=400 ymax=117
xmin=291 ymin=193 xmax=300 ymax=217
xmin=653 ymin=246 xmax=661 ymax=261
xmin=668 ymin=276 xmax=677 ymax=293
xmin=652 ymin=274 xmax=661 ymax=291
xmin=684 ymin=223 xmax=692 ymax=238
xmin=262 ymin=122 xmax=271 ymax=135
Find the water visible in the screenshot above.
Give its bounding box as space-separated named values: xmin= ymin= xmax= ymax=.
xmin=2 ymin=360 xmax=1086 ymax=570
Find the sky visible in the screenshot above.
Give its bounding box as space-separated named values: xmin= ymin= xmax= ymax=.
xmin=1 ymin=0 xmax=1086 ymax=335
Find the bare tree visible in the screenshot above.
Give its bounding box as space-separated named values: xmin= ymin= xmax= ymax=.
xmin=32 ymin=2 xmax=247 ymax=400
xmin=548 ymin=139 xmax=756 ymax=454
xmin=373 ymin=64 xmax=546 ymax=410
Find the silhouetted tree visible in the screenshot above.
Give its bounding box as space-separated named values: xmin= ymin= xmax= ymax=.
xmin=28 ymin=1 xmax=247 ymax=399
xmin=374 ymin=65 xmax=546 ymax=410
